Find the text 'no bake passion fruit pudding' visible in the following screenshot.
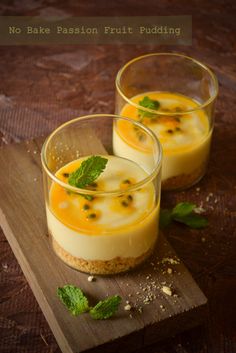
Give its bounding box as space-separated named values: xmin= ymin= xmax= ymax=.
xmin=41 ymin=115 xmax=162 ymax=275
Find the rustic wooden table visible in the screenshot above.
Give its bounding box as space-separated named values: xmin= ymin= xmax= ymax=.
xmin=0 ymin=1 xmax=235 ymax=353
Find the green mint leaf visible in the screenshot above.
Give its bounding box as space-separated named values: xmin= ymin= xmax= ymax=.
xmin=89 ymin=295 xmax=121 ymax=320
xmin=159 ymin=209 xmax=173 ymax=229
xmin=173 ymin=213 xmax=209 ymax=229
xmin=172 ymin=202 xmax=196 ymax=218
xmin=138 ymin=96 xmax=160 ymax=120
xmin=57 ymin=285 xmax=89 ymax=316
xmin=160 ymin=202 xmax=208 ymax=229
xmin=68 ymin=156 xmax=108 ymax=189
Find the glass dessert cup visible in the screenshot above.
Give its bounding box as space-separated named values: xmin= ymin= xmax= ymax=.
xmin=115 ymin=53 xmax=218 ymax=190
xmin=41 ymin=114 xmax=162 ymax=275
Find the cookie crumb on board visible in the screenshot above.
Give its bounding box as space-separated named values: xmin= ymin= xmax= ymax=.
xmin=161 ymin=286 xmax=172 ymax=296
xmin=87 ymin=275 xmax=95 ymax=282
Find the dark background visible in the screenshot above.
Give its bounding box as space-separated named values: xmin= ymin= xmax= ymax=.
xmin=0 ymin=1 xmax=236 ymax=353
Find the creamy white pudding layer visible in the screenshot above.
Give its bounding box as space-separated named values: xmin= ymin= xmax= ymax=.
xmin=161 ymin=133 xmax=211 ymax=180
xmin=47 ymin=205 xmax=158 ymax=261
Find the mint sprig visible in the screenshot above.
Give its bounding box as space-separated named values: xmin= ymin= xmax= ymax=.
xmin=172 ymin=202 xmax=196 ymax=217
xmin=138 ymin=96 xmax=160 ymax=120
xmin=174 ymin=213 xmax=209 ymax=228
xmin=57 ymin=285 xmax=89 ymax=316
xmin=160 ymin=202 xmax=208 ymax=229
xmin=68 ymin=156 xmax=108 ymax=189
xmin=159 ymin=209 xmax=173 ymax=229
xmin=57 ymin=285 xmax=121 ymax=320
xmin=90 ymin=295 xmax=121 ymax=320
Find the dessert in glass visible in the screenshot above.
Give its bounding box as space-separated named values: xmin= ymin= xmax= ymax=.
xmin=41 ymin=115 xmax=162 ymax=275
xmin=115 ymin=53 xmax=218 ymax=190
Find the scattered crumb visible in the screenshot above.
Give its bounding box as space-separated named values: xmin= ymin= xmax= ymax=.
xmin=206 ymin=192 xmax=214 ymax=202
xmin=167 ymin=268 xmax=173 ymax=274
xmin=33 ymin=177 xmax=37 ymax=182
xmin=87 ymin=275 xmax=95 ymax=282
xmin=124 ymin=304 xmax=132 ymax=311
xmin=33 ymin=150 xmax=37 ymax=154
xmin=2 ymin=263 xmax=8 ymax=270
xmin=162 ymin=286 xmax=172 ymax=296
xmin=194 ymin=207 xmax=205 ymax=214
xmin=162 ymin=257 xmax=180 ymax=265
xmin=160 ymin=304 xmax=166 ymax=311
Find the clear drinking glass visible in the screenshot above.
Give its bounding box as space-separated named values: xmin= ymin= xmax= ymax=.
xmin=41 ymin=115 xmax=162 ymax=275
xmin=115 ymin=53 xmax=218 ymax=190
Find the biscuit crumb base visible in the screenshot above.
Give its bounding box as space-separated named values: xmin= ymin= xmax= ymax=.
xmin=162 ymin=163 xmax=207 ymax=191
xmin=51 ymin=238 xmax=154 ymax=275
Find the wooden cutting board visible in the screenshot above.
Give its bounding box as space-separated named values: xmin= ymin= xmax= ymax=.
xmin=0 ymin=136 xmax=207 ymax=353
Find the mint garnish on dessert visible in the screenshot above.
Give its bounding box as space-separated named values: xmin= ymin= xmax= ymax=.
xmin=57 ymin=285 xmax=121 ymax=320
xmin=160 ymin=202 xmax=209 ymax=229
xmin=138 ymin=96 xmax=160 ymax=120
xmin=68 ymin=156 xmax=108 ymax=189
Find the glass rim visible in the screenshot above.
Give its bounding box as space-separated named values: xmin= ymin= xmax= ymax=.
xmin=41 ymin=114 xmax=162 ymax=197
xmin=115 ymin=52 xmax=219 ymax=116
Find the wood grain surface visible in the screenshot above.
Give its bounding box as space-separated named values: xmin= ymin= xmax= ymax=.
xmin=0 ymin=136 xmax=207 ymax=353
xmin=0 ymin=1 xmax=236 ymax=353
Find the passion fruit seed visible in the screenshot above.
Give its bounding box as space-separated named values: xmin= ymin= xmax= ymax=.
xmin=84 ymin=195 xmax=94 ymax=201
xmin=83 ymin=204 xmax=90 ymax=210
xmin=175 ymin=107 xmax=182 ymax=112
xmin=123 ymin=179 xmax=131 ymax=184
xmin=138 ymin=133 xmax=146 ymax=141
xmin=87 ymin=213 xmax=97 ymax=219
xmin=127 ymin=195 xmax=133 ymax=201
